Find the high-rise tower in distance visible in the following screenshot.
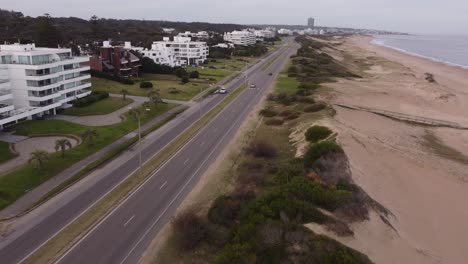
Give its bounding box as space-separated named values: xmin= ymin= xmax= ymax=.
xmin=308 ymin=17 xmax=315 ymax=28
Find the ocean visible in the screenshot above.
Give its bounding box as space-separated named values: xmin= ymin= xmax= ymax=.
xmin=372 ymin=34 xmax=468 ymax=69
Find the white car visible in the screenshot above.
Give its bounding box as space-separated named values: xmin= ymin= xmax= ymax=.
xmin=218 ymin=87 xmax=227 ymax=94
xmin=250 ymin=84 xmax=257 ymax=88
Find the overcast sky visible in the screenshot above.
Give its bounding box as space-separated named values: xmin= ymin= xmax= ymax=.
xmin=2 ymin=0 xmax=468 ymax=34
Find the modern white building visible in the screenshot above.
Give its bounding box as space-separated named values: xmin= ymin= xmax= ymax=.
xmin=140 ymin=37 xmax=209 ymax=67
xmin=278 ymin=28 xmax=294 ymax=36
xmin=177 ymin=31 xmax=210 ymax=39
xmin=223 ymin=31 xmax=257 ymax=46
xmin=0 ymin=43 xmax=91 ymax=129
xmin=253 ymin=29 xmax=276 ymax=41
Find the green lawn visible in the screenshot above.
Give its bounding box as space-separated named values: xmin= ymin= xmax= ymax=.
xmin=61 ymin=97 xmax=133 ymax=116
xmin=0 ymin=141 xmax=17 ymax=164
xmin=0 ymin=103 xmax=177 ymax=209
xmin=275 ymin=62 xmax=300 ymax=94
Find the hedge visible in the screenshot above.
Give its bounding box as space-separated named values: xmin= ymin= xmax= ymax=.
xmin=71 ymin=91 xmax=109 ymax=108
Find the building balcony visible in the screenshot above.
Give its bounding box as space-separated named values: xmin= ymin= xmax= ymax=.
xmin=0 ymin=104 xmax=15 ymax=115
xmin=0 ymin=80 xmax=11 ymax=90
xmin=28 ymin=92 xmax=61 ymax=102
xmin=0 ymin=91 xmax=13 ymax=101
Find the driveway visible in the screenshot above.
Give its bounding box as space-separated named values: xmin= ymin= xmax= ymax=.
xmin=0 ymin=136 xmax=79 ymax=175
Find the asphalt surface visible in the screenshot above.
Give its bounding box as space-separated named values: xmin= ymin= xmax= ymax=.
xmin=0 ymin=39 xmax=296 ymax=264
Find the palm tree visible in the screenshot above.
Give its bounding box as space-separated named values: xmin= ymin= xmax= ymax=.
xmin=81 ymin=129 xmax=99 ymax=146
xmin=147 ymin=90 xmax=161 ymax=108
xmin=55 ymin=138 xmax=72 ymax=157
xmin=29 ymin=150 xmax=49 ymax=170
xmin=121 ymin=89 xmax=129 ymax=101
xmin=128 ymin=108 xmax=142 ymax=121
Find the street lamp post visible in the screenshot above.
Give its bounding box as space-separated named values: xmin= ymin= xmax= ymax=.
xmin=129 ymin=106 xmax=150 ymax=175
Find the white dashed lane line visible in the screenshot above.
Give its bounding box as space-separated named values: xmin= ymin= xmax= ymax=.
xmin=123 ymin=215 xmax=135 ymax=227
xmin=160 ymin=181 xmax=168 ymax=190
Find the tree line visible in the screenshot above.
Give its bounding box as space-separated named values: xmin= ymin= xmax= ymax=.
xmin=0 ymin=9 xmax=246 ymax=49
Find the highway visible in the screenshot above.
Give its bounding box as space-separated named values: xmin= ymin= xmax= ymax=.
xmin=0 ymin=39 xmax=297 ymax=264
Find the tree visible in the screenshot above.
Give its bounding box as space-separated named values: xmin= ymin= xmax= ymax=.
xmin=36 ymin=13 xmax=62 ymax=48
xmin=55 ymin=138 xmax=72 ymax=158
xmin=147 ymin=90 xmax=161 ymax=108
xmin=128 ymin=108 xmax=142 ymax=121
xmin=181 ymin=76 xmax=189 ymax=84
xmin=189 ymin=71 xmax=200 ymax=79
xmin=81 ymin=129 xmax=99 ymax=146
xmin=28 ymin=150 xmax=49 ymax=170
xmin=121 ymin=89 xmax=129 ymax=101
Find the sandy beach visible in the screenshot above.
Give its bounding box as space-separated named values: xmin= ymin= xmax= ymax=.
xmin=313 ymin=35 xmax=468 ymax=264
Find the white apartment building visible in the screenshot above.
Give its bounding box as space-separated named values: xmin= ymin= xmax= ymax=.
xmin=0 ymin=43 xmax=91 ymax=129
xmin=177 ymin=31 xmax=210 ymax=39
xmin=140 ymin=37 xmax=209 ymax=67
xmin=223 ymin=31 xmax=257 ymax=46
xmin=278 ymin=28 xmax=294 ymax=36
xmin=253 ymin=29 xmax=276 ymax=41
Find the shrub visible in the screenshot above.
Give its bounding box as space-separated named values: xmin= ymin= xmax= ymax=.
xmin=246 ymin=140 xmax=277 ymax=158
xmin=296 ymin=96 xmax=315 ymax=104
xmin=189 ymin=71 xmax=200 ymax=79
xmin=283 ymin=113 xmax=300 ymax=121
xmin=181 ymin=76 xmax=190 ymax=84
xmin=90 ymin=70 xmax=135 ymax=85
xmin=304 ymin=103 xmax=326 ymax=113
xmin=259 ymin=109 xmax=277 ymax=117
xmin=139 ymin=81 xmax=153 ymax=89
xmin=303 ymin=141 xmax=343 ymax=167
xmin=71 ymin=91 xmax=109 ymax=107
xmin=208 ymin=192 xmax=255 ymax=227
xmin=305 ymin=126 xmax=333 ymax=143
xmin=265 ymin=118 xmax=284 ymax=126
xmin=174 ymin=67 xmax=188 ymax=78
xmin=172 ymin=211 xmax=208 ymax=251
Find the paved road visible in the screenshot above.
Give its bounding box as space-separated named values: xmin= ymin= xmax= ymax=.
xmin=0 ymin=39 xmax=296 ymax=264
xmin=56 ymin=41 xmax=298 ymax=264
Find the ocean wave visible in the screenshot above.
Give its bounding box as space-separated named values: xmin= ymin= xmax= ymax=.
xmin=371 ymin=38 xmax=468 ymax=70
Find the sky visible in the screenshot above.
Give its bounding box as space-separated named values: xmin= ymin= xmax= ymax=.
xmin=2 ymin=0 xmax=468 ymax=34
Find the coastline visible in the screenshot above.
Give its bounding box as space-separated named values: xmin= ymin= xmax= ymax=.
xmin=371 ymin=36 xmax=468 ymax=70
xmin=318 ymin=34 xmax=468 ymax=264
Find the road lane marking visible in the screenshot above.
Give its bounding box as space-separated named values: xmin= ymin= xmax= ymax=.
xmin=201 ymin=141 xmax=205 ymax=146
xmin=51 ymin=44 xmax=294 ymax=264
xmin=214 ymin=128 xmax=218 ymax=133
xmin=183 ymin=158 xmax=190 ymax=165
xmin=124 ymin=215 xmax=135 ymax=227
xmin=159 ymin=181 xmax=167 ymax=190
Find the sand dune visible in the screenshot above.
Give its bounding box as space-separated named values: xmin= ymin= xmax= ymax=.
xmin=322 ymin=36 xmax=468 ymax=264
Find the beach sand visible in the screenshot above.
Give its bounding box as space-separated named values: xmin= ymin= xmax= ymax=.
xmin=310 ymin=35 xmax=468 ymax=264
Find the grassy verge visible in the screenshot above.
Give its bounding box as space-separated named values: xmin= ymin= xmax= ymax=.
xmin=61 ymin=97 xmax=133 ymax=116
xmin=23 ymin=82 xmax=249 ymax=264
xmin=28 ymin=106 xmax=188 ymax=213
xmin=0 ymin=103 xmax=177 ymax=210
xmin=0 ymin=141 xmax=17 ymax=164
xmin=422 ymin=130 xmax=468 ymax=165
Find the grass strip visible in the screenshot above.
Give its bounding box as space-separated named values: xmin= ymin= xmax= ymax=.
xmin=23 ymin=82 xmax=249 ymax=264
xmin=25 ymin=106 xmax=188 ymax=214
xmin=261 ymin=48 xmax=287 ymax=72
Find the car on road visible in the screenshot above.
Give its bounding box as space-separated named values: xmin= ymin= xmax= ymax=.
xmin=218 ymin=87 xmax=227 ymax=94
xmin=250 ymin=84 xmax=256 ymax=88
xmin=269 ymin=72 xmax=273 ymax=76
